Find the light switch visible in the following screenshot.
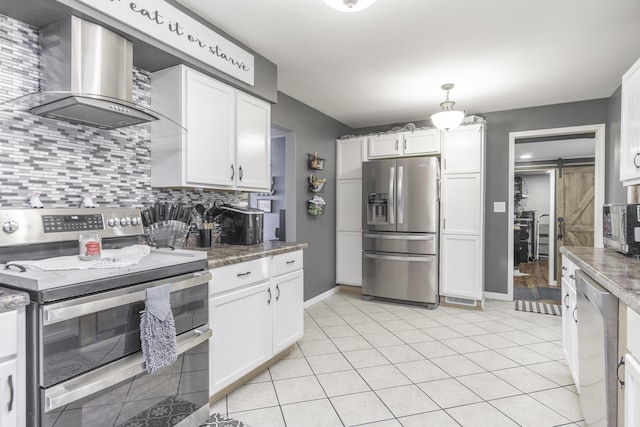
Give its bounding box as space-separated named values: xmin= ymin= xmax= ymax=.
xmin=493 ymin=202 xmax=506 ymax=213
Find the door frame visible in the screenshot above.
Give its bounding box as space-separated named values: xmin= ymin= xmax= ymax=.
xmin=505 ymin=124 xmax=605 ymax=301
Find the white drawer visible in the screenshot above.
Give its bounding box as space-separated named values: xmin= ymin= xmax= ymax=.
xmin=273 ymin=250 xmax=303 ymax=277
xmin=0 ymin=310 xmax=17 ymax=359
xmin=210 ymin=257 xmax=271 ymax=295
xmin=628 ymin=308 xmax=640 ymax=357
xmin=561 ymin=255 xmax=576 ymax=281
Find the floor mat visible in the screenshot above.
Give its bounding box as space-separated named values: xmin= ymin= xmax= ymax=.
xmin=118 ymin=396 xmax=199 ymax=426
xmin=201 ymin=413 xmax=251 ymax=427
xmin=514 ymin=299 xmax=562 ymax=315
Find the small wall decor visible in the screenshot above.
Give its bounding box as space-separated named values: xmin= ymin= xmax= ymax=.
xmin=307 ymin=152 xmax=325 ymax=170
xmin=257 ymin=199 xmax=272 ymax=212
xmin=307 ymin=195 xmax=325 ymax=216
xmin=308 ymin=175 xmax=326 ymax=193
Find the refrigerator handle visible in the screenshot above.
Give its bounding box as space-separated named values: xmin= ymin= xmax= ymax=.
xmin=389 ymin=166 xmax=395 ymax=224
xmin=397 ymin=166 xmax=404 ymax=224
xmin=436 ymin=157 xmax=441 ymax=202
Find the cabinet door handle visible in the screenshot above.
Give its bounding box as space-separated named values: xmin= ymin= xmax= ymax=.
xmin=403 ymin=138 xmax=407 ymax=151
xmin=572 ymin=307 xmax=577 ymax=324
xmin=230 ymin=164 xmax=235 ymax=181
xmin=635 ymin=152 xmax=640 ymax=170
xmin=237 ymin=271 xmax=251 ymax=278
xmin=618 ymin=356 xmax=626 ymax=388
xmin=276 ymin=284 xmax=280 ymax=301
xmin=239 ymin=166 xmax=244 ymax=181
xmin=7 ymin=374 xmax=13 ymax=412
xmin=562 ymin=266 xmax=567 ymax=271
xmin=569 ymin=274 xmax=575 ymax=280
xmin=564 ymin=294 xmax=569 ymax=309
xmin=267 ymin=288 xmax=272 ymax=305
xmin=395 ymin=139 xmax=398 ymax=151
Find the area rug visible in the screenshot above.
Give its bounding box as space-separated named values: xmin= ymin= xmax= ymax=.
xmin=201 ymin=413 xmax=251 ymax=427
xmin=515 ymin=299 xmax=562 ymax=316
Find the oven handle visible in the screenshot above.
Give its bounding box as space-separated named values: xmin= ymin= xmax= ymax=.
xmin=43 ymin=326 xmax=212 ymax=412
xmin=42 ymin=271 xmax=212 ymax=325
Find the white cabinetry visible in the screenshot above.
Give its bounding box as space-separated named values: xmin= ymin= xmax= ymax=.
xmin=209 ymin=251 xmax=304 ymax=398
xmin=235 ymin=92 xmax=271 ymax=190
xmin=0 ymin=309 xmax=23 ymax=427
xmin=151 ymin=64 xmax=271 ymax=191
xmin=439 ymin=124 xmax=485 ymax=305
xmin=625 ymin=308 xmax=640 ymax=426
xmin=620 ymin=56 xmax=640 ymax=186
xmin=336 ymin=137 xmax=364 ymax=286
xmin=561 ymin=255 xmax=579 ymax=388
xmin=367 ymin=129 xmax=440 ymax=159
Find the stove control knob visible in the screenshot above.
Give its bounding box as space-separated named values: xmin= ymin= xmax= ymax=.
xmin=107 ymin=218 xmax=118 ymax=227
xmin=120 ymin=217 xmax=130 ymax=226
xmin=131 ymin=217 xmax=140 ymax=226
xmin=2 ymin=220 xmax=19 ymax=233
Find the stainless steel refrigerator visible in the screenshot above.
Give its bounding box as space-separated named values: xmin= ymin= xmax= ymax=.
xmin=362 ymin=156 xmax=439 ymax=307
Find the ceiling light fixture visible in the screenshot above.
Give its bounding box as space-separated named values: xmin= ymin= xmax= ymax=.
xmin=520 ymin=154 xmax=533 ymax=159
xmin=430 ymin=83 xmax=465 ymax=131
xmin=323 ymin=0 xmax=377 ymax=12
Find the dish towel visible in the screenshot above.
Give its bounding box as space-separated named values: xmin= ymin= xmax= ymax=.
xmin=8 ymin=245 xmax=151 ymax=270
xmin=140 ymin=283 xmax=177 ymax=374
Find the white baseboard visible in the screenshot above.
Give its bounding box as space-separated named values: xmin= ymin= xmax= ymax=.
xmin=303 ymin=285 xmax=340 ymax=308
xmin=484 ymin=291 xmax=512 ymax=301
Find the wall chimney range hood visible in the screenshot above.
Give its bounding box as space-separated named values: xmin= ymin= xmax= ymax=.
xmin=1 ymin=16 xmax=182 ymax=134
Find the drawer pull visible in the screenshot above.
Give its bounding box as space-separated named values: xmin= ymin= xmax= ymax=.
xmin=618 ymin=356 xmax=626 ymax=388
xmin=7 ymin=374 xmax=13 ymax=412
xmin=237 ymin=271 xmax=252 ymax=278
xmin=562 ymin=266 xmax=567 ymax=270
xmin=286 ymin=260 xmax=296 ymax=265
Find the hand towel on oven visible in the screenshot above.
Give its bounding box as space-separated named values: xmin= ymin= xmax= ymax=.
xmin=140 ymin=283 xmax=177 ymax=374
xmin=9 ymin=244 xmax=151 ymax=270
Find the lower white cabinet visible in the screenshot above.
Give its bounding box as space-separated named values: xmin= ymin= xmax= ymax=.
xmin=336 ymin=231 xmax=362 ymax=286
xmin=209 ymin=251 xmax=304 ymax=397
xmin=440 ymin=235 xmax=482 ymax=300
xmin=624 ymin=352 xmax=640 ymax=427
xmin=561 ymin=255 xmax=579 ymax=388
xmin=0 ymin=308 xmax=22 ymax=427
xmin=210 ymin=280 xmax=272 ymax=393
xmin=272 ymin=270 xmax=304 ymax=354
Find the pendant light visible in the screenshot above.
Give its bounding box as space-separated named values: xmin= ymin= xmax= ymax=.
xmin=323 ymin=0 xmax=377 ymax=12
xmin=430 ymin=84 xmax=465 ymax=131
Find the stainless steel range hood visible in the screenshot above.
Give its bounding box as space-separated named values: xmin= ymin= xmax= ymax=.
xmin=0 ymin=16 xmax=185 ymax=132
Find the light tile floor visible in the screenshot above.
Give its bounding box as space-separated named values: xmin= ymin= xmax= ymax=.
xmin=212 ymin=293 xmax=584 ymax=427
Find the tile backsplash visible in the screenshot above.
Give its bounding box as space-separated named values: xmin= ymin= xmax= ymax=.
xmin=0 ymin=13 xmax=247 ymax=209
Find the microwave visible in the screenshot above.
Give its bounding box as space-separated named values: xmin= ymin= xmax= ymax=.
xmin=603 ymin=204 xmax=640 ymax=255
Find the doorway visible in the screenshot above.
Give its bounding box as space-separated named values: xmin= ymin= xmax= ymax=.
xmin=248 ymin=124 xmax=297 ymax=242
xmin=506 ymin=124 xmax=605 ymax=302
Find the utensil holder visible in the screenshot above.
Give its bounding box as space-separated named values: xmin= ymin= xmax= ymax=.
xmin=199 ymin=229 xmax=212 ymax=247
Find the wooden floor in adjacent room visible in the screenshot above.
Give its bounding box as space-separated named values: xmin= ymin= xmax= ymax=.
xmin=514 ymin=259 xmax=561 ymax=303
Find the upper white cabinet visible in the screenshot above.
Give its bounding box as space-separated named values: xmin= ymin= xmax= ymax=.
xmin=235 ymin=92 xmax=271 ymax=190
xmin=620 ymin=56 xmax=640 ymax=186
xmin=441 ymin=174 xmax=482 ymax=235
xmin=402 ymin=129 xmax=441 ymax=155
xmin=151 ymin=64 xmax=271 ymax=192
xmin=368 ymin=133 xmax=401 ymax=158
xmin=367 ymin=129 xmax=440 ymax=159
xmin=337 ymin=137 xmax=365 ymax=179
xmin=442 ymin=124 xmax=483 ymax=174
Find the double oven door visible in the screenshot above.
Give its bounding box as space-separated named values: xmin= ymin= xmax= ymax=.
xmin=27 ymin=270 xmax=212 ymax=427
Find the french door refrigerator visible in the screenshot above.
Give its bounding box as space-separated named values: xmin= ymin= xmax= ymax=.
xmin=362 ymin=156 xmax=440 ymax=307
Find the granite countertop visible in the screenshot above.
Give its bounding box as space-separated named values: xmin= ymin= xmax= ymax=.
xmin=197 ymin=241 xmax=308 ymax=269
xmin=561 ymin=246 xmax=640 ymax=313
xmin=0 ymin=287 xmax=29 ymax=312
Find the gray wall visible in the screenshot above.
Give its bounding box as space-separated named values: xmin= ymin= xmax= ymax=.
xmin=607 ymin=86 xmax=626 ymax=204
xmin=481 ymin=100 xmax=611 ymax=294
xmin=271 ymin=93 xmax=353 ymax=301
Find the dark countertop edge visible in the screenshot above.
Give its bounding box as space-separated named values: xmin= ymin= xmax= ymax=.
xmin=560 ymin=246 xmax=640 ymax=313
xmin=206 ymin=243 xmax=308 ymax=269
xmin=0 ymin=287 xmax=30 ymax=312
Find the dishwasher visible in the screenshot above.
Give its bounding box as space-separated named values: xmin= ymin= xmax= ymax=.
xmin=576 ymin=269 xmax=619 ymax=426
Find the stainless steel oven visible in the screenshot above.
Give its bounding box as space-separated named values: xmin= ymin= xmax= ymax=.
xmin=0 ymin=208 xmax=212 ymax=427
